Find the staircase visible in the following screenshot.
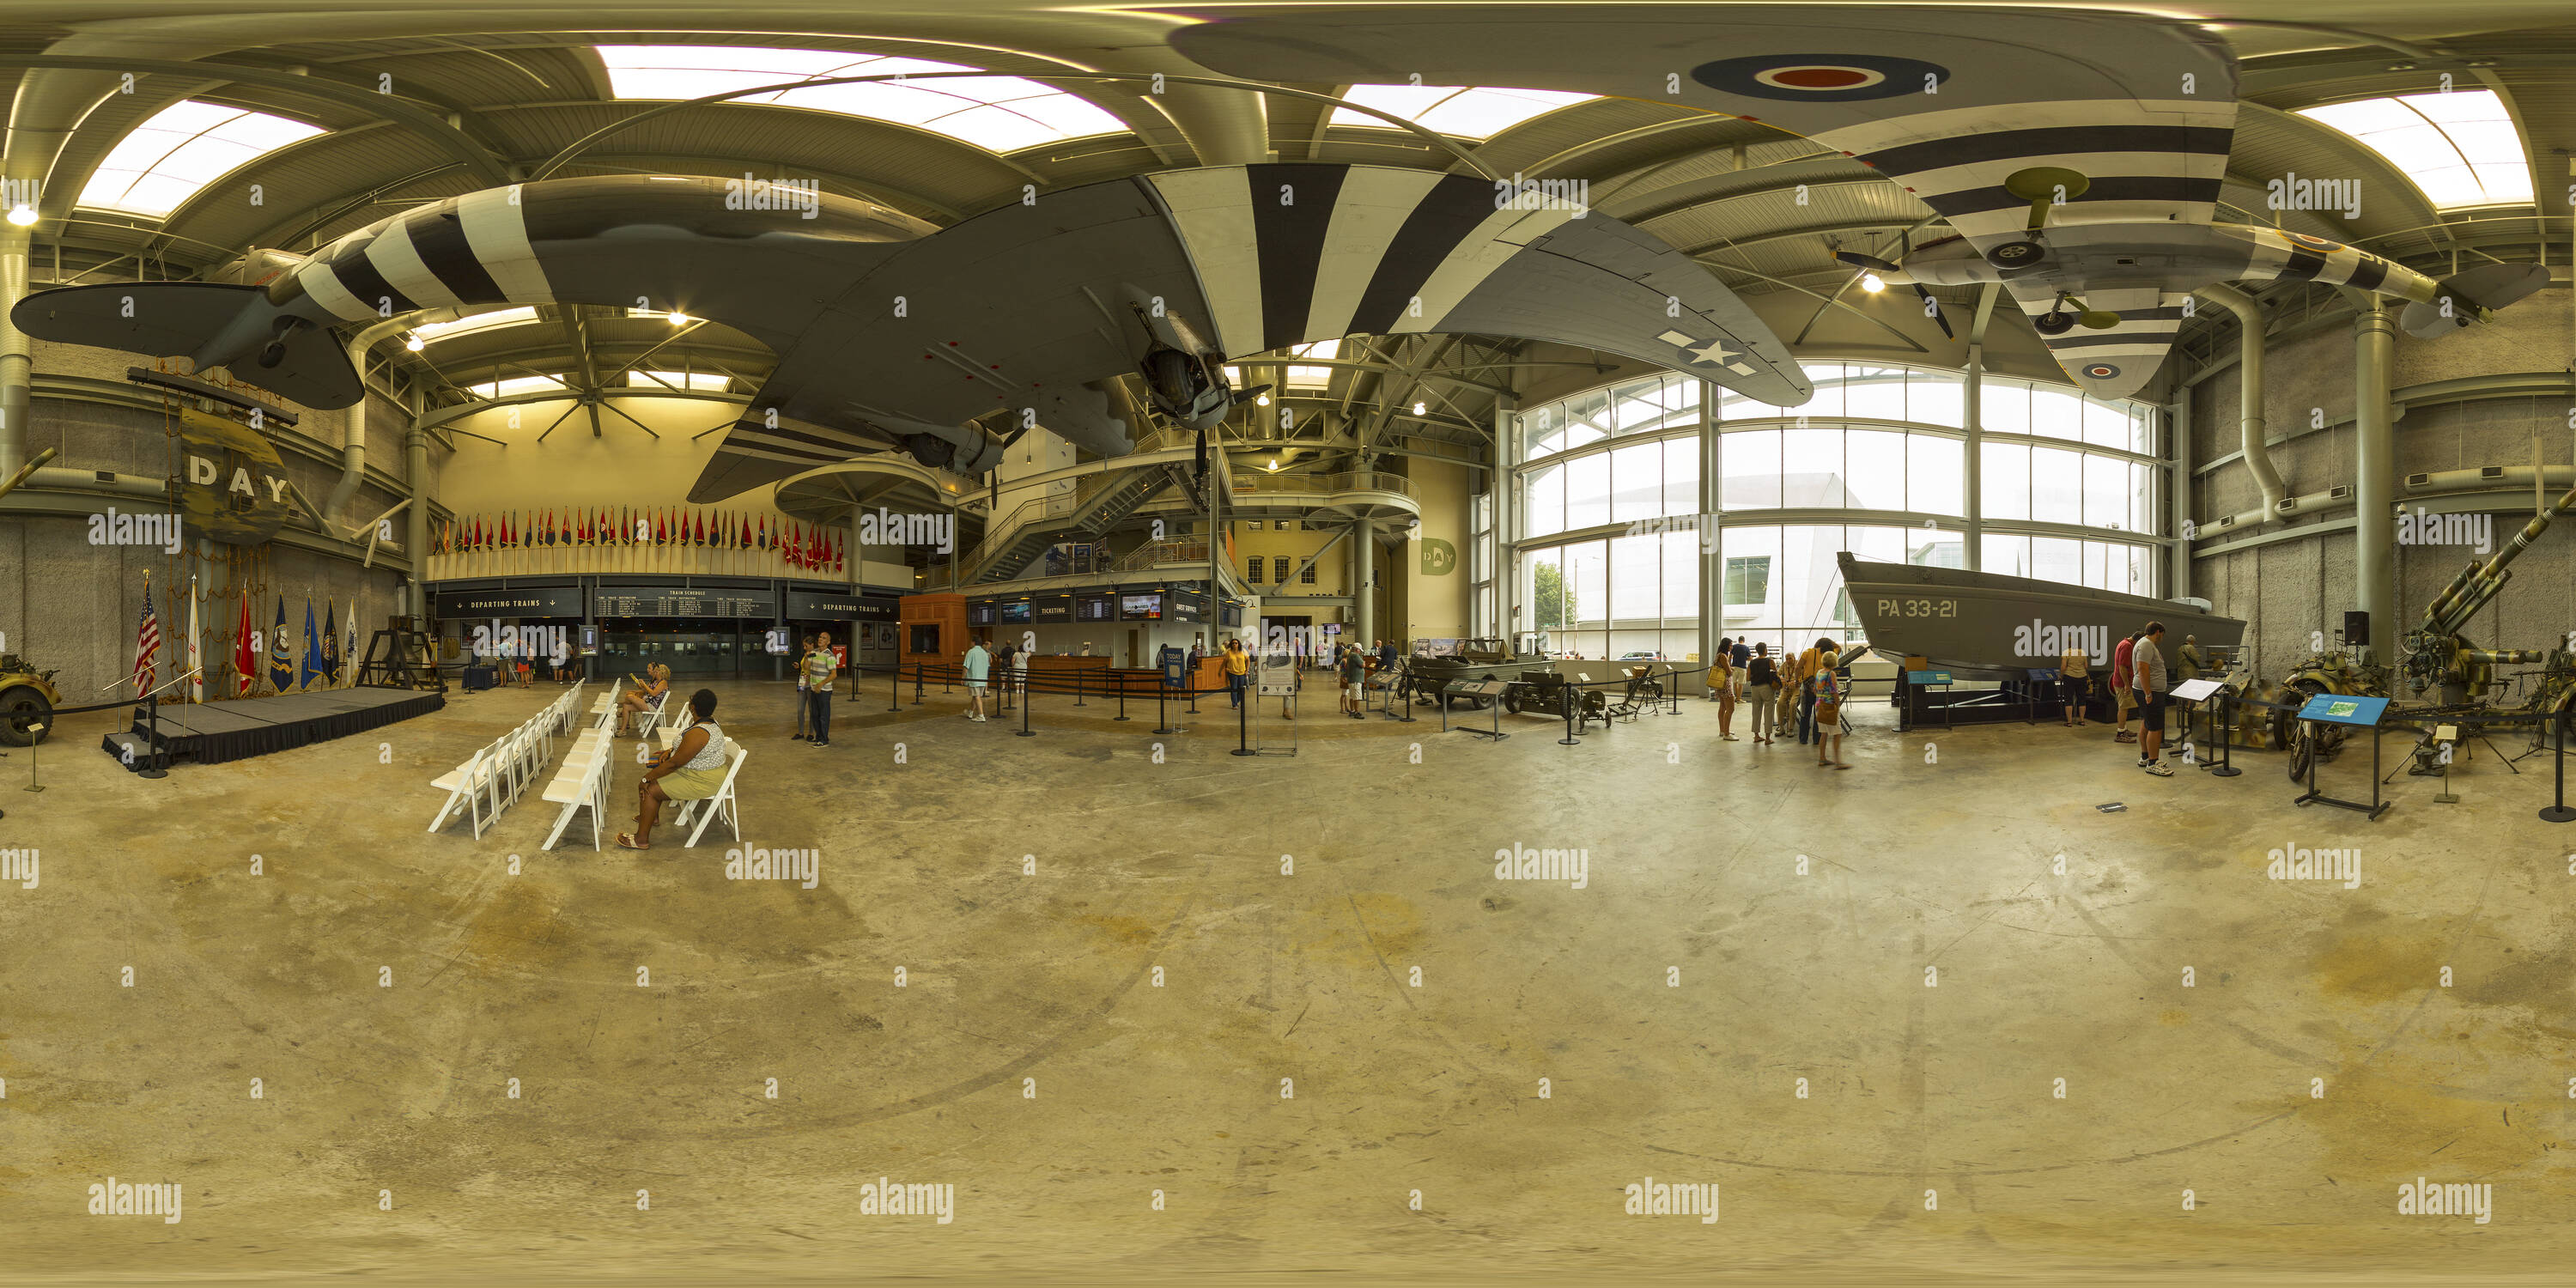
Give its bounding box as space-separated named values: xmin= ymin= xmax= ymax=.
xmin=961 ymin=459 xmax=1186 ymax=584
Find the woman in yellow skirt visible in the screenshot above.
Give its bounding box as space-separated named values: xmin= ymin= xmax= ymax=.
xmin=619 ymin=689 xmax=728 ymax=850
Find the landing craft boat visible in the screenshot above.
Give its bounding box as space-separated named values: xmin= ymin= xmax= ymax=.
xmin=1837 ymin=553 xmax=2245 ymax=681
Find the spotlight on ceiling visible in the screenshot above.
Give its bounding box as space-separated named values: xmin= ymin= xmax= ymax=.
xmin=666 ymin=311 xmax=691 ymax=325
xmin=4 ymin=204 xmax=35 ymax=227
xmin=1255 ymin=392 xmax=1271 ymax=406
xmin=404 ymin=333 xmax=425 ymax=352
xmin=1860 ymin=272 xmax=1886 ymax=294
xmin=1412 ymin=400 xmax=1425 ymax=415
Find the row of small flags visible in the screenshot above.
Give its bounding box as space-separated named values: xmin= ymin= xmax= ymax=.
xmin=437 ymin=508 xmax=845 ymax=572
xmin=133 ymin=577 xmax=356 ymax=700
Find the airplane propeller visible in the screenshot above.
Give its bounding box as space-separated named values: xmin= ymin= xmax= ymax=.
xmin=1833 ymin=249 xmax=1954 ymax=341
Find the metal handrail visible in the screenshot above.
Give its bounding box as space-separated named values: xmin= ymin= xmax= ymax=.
xmin=1229 ymin=470 xmax=1419 ymax=500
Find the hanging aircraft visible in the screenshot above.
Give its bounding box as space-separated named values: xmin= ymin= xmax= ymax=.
xmin=11 ymin=165 xmax=1812 ymax=501
xmin=1169 ymin=5 xmax=2551 ymax=402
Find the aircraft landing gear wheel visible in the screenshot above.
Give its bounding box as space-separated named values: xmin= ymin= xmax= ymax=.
xmin=1986 ymin=240 xmax=2044 ymax=269
xmin=2032 ymin=311 xmax=2076 ymax=336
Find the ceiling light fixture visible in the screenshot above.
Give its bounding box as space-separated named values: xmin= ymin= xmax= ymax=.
xmin=667 ymin=311 xmax=691 ymax=325
xmin=4 ymin=204 xmax=34 ymax=227
xmin=1412 ymin=400 xmax=1425 ymax=415
xmin=404 ymin=333 xmax=424 ymax=352
xmin=1255 ymin=393 xmax=1271 ymax=406
xmin=1860 ymin=272 xmax=1886 ymax=294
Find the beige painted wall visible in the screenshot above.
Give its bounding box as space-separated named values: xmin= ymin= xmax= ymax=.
xmin=1404 ymin=459 xmax=1475 ymax=641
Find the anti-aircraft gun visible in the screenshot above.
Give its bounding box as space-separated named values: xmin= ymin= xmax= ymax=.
xmin=2387 ymin=483 xmax=2576 ymax=774
xmin=2399 ymin=483 xmax=2576 ymax=702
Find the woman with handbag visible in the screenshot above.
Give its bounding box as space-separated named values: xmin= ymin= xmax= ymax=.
xmin=1811 ymin=661 xmax=1850 ymax=769
xmin=1742 ymin=644 xmax=1778 ymax=747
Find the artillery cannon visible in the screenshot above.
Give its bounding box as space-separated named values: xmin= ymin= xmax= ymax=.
xmin=2399 ymin=483 xmax=2576 ymax=701
xmin=0 ymin=653 xmax=63 ymax=746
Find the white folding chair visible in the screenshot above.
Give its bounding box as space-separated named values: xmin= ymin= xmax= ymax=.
xmin=427 ymin=744 xmax=493 ymax=838
xmin=673 ymin=740 xmax=746 ymax=848
xmin=540 ymin=739 xmax=612 ymax=851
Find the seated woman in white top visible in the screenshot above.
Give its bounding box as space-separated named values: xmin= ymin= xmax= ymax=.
xmin=620 ymin=688 xmax=725 ymax=850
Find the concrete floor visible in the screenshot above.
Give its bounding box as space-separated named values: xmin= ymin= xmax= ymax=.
xmin=3 ymin=677 xmax=2573 ymax=1284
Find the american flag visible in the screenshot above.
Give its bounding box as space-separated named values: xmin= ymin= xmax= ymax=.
xmin=132 ymin=591 xmax=161 ymax=696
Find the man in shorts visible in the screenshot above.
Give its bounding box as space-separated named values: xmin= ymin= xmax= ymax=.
xmin=2111 ymin=629 xmax=2141 ymax=744
xmin=963 ymin=635 xmax=992 ymax=722
xmin=2133 ymin=621 xmax=2172 ymax=775
xmin=1340 ymin=643 xmax=1366 ymax=719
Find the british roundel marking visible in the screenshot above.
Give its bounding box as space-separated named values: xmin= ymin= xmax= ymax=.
xmin=2287 ymin=231 xmax=2345 ymax=253
xmin=2082 ymin=362 xmax=2122 ymax=381
xmin=1692 ymin=53 xmax=1949 ymax=101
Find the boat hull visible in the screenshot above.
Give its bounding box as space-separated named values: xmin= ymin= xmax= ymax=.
xmin=1838 ymin=553 xmax=2244 ymax=682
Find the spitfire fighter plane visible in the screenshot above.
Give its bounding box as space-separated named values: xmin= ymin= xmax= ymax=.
xmin=1170 ymin=5 xmax=2550 ymax=402
xmin=11 ymin=164 xmax=1810 ymax=502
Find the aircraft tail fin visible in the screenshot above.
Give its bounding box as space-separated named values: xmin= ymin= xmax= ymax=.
xmin=2403 ymin=263 xmax=2550 ymax=339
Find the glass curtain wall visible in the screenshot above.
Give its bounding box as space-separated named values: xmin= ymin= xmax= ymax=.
xmin=1512 ymin=362 xmax=2158 ymax=660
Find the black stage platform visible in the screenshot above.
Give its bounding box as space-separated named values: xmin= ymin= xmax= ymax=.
xmin=102 ymin=687 xmax=445 ymax=767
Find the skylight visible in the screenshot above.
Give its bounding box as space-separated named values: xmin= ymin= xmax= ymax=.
xmin=77 ymin=100 xmax=325 ymax=217
xmin=413 ymin=307 xmax=538 ymax=343
xmin=474 ymin=374 xmax=569 ymax=399
xmin=2297 ymin=89 xmax=2534 ymax=210
xmin=1330 ymin=85 xmax=1596 ymax=141
xmin=627 ymin=370 xmax=732 ymax=392
xmin=1285 ymin=339 xmax=1340 ymax=389
xmin=595 ymin=45 xmax=1126 ymax=154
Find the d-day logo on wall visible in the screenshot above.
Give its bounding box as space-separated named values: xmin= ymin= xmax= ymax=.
xmin=174 ymin=408 xmax=292 ymax=545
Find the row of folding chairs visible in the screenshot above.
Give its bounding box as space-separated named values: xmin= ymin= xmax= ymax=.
xmin=427 ymin=682 xmax=587 ymax=840
xmin=542 ymin=705 xmax=620 ymax=850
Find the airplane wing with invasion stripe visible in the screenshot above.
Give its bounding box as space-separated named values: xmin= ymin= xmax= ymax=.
xmin=687 ymin=161 xmax=1809 ymax=501
xmin=1168 ymin=5 xmax=2239 ymax=261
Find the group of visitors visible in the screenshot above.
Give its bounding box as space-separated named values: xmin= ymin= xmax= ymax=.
xmin=2059 ymin=623 xmax=2202 ymax=777
xmin=1704 ymin=635 xmax=1851 ymax=769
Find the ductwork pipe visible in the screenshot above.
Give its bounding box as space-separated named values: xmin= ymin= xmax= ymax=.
xmin=326 ymin=307 xmax=469 ymax=526
xmin=0 ymin=228 xmax=29 ymax=483
xmin=2201 ymin=466 xmax=2576 ymax=537
xmin=2196 ymin=283 xmax=2289 ymax=526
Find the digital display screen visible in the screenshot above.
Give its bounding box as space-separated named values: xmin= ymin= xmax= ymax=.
xmin=1076 ymin=595 xmax=1115 ymax=623
xmin=968 ymin=602 xmax=997 ymax=625
xmin=1000 ymin=601 xmax=1032 ymax=623
xmin=1120 ymin=593 xmax=1163 ymax=620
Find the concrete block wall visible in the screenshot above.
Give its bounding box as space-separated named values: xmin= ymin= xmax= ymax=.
xmin=1 ymin=339 xmax=421 ymax=702
xmin=2189 ymin=284 xmax=2576 ymax=683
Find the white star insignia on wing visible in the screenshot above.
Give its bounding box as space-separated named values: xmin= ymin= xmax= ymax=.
xmin=1657 ymin=329 xmax=1750 ymax=371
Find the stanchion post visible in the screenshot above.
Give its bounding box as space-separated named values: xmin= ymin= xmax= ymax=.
xmin=1230 ymin=679 xmax=1255 ymax=756
xmin=1558 ymin=685 xmax=1580 ymax=746
xmin=1115 ymin=679 xmax=1129 ymax=721
xmin=1074 ymin=670 xmax=1086 ymax=707
xmin=137 ymin=693 xmax=168 ymax=780
xmin=913 ymin=661 xmax=925 ymax=705
xmin=2543 ymin=706 xmax=2574 ymax=823
xmin=1017 ymin=671 xmax=1035 ymax=738
xmin=2209 ymin=688 xmax=2241 ymax=777
xmin=887 ymin=663 xmax=900 ymax=713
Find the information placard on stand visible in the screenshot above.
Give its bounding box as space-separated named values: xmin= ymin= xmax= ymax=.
xmin=2293 ymin=692 xmax=2391 ymax=819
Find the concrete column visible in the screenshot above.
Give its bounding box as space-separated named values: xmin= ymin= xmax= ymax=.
xmin=1698 ymin=379 xmax=1720 ymax=666
xmin=1352 ymin=517 xmax=1375 ymax=647
xmin=405 ymin=426 xmax=431 ymax=614
xmin=2354 ymin=299 xmax=2396 ymax=662
xmin=0 ymin=226 xmax=31 ymax=482
xmin=2167 ymin=398 xmax=2192 ymax=599
xmin=1963 ymin=338 xmax=1984 ymax=571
